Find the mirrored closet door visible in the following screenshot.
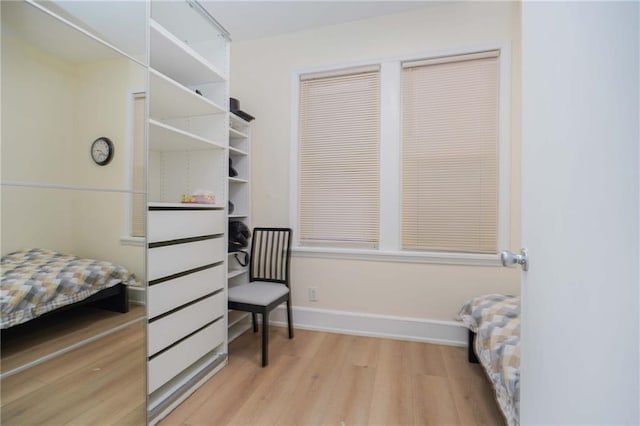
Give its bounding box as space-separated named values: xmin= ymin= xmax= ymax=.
xmin=1 ymin=1 xmax=148 ymax=424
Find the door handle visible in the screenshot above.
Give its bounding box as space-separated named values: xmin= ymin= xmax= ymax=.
xmin=500 ymin=248 xmax=529 ymax=271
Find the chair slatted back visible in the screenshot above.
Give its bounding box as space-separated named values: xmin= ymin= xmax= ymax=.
xmin=249 ymin=228 xmax=292 ymax=287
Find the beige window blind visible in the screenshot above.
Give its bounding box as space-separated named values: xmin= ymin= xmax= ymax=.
xmin=132 ymin=94 xmax=145 ymax=238
xmin=401 ymin=51 xmax=499 ymax=254
xmin=298 ymin=66 xmax=380 ymax=248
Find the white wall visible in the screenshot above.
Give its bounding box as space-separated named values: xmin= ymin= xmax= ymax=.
xmin=1 ymin=35 xmax=145 ymax=280
xmin=231 ymin=1 xmax=521 ymax=324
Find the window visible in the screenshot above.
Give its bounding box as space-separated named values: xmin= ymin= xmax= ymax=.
xmin=293 ymin=48 xmax=507 ymax=261
xmin=402 ymin=51 xmax=499 ymax=254
xmin=297 ymin=66 xmax=380 ymax=248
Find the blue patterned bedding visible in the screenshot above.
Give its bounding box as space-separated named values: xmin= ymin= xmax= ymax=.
xmin=459 ymin=294 xmax=521 ymax=426
xmin=1 ymin=248 xmax=138 ymax=329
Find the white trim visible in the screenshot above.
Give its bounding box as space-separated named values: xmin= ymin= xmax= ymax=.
xmin=120 ymin=236 xmax=145 ymax=247
xmin=497 ymin=43 xmax=512 ymax=252
xmin=293 ymin=246 xmax=501 ymax=267
xmin=269 ymin=305 xmax=467 ymax=346
xmin=379 ymin=61 xmax=401 ymax=251
xmin=0 ymin=181 xmax=145 ymax=193
xmin=127 ymin=285 xmax=147 ymax=305
xmin=289 ymin=73 xmax=301 ymax=237
xmin=290 ymin=41 xmax=511 ymax=259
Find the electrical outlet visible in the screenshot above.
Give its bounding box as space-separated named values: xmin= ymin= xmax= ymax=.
xmin=308 ymin=287 xmax=318 ymax=302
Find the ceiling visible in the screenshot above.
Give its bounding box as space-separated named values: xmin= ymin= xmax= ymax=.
xmin=200 ymin=1 xmax=434 ymax=42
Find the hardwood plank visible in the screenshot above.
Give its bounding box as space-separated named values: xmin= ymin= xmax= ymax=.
xmin=346 ymin=335 xmax=380 ymax=368
xmin=320 ymin=364 xmax=376 ymax=426
xmin=406 ymin=341 xmax=448 ymax=377
xmin=440 ymin=344 xmax=487 ymax=384
xmin=223 ymin=354 xmax=307 ymax=425
xmin=448 ymin=376 xmax=506 ymax=426
xmin=367 ymin=339 xmax=414 ymax=426
xmin=412 ymin=374 xmax=461 ymax=426
xmin=275 ymin=332 xmax=351 ymax=425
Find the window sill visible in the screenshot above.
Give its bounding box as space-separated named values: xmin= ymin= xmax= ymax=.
xmin=120 ymin=236 xmax=145 ymax=247
xmin=292 ymin=246 xmax=501 ymax=267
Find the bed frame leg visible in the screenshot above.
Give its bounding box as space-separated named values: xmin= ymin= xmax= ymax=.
xmin=93 ymin=284 xmax=129 ymax=313
xmin=468 ymin=329 xmax=480 ymax=364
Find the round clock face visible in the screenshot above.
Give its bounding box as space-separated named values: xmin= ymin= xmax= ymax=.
xmin=91 ymin=137 xmax=114 ymax=166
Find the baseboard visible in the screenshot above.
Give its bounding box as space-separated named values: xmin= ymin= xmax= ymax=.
xmin=128 ymin=286 xmax=145 ymax=305
xmin=269 ymin=305 xmax=467 ymax=347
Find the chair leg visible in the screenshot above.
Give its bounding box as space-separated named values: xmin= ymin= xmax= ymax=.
xmin=261 ymin=311 xmax=269 ymax=367
xmin=252 ymin=313 xmax=258 ymax=333
xmin=286 ymin=300 xmax=294 ymax=339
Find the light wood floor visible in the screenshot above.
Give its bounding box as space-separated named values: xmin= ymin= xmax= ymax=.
xmin=1 ymin=304 xmax=145 ymax=373
xmin=1 ymin=320 xmax=146 ymax=425
xmin=161 ymin=327 xmax=505 ymax=426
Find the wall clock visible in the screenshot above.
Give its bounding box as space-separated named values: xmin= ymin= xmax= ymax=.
xmin=91 ymin=137 xmax=114 ymax=166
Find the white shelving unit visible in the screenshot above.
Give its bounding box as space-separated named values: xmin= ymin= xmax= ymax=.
xmin=146 ymin=1 xmax=231 ymax=421
xmin=227 ymin=112 xmax=252 ymax=343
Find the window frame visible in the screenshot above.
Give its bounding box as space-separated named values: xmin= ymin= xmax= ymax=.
xmin=120 ymin=90 xmax=147 ymax=247
xmin=290 ymin=42 xmax=511 ymax=266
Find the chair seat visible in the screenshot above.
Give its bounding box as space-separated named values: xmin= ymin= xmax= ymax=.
xmin=228 ymin=282 xmax=289 ymax=306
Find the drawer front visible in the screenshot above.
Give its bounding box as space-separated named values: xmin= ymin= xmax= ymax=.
xmin=148 ymin=292 xmax=225 ymax=356
xmin=148 ymin=237 xmax=225 ymax=281
xmin=148 ymin=264 xmax=224 ymax=318
xmin=148 ymin=319 xmax=224 ymax=393
xmin=148 ymin=209 xmax=225 ymax=243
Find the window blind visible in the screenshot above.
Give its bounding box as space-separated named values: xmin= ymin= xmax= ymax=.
xmin=132 ymin=94 xmax=146 ymax=238
xmin=298 ymin=66 xmax=380 ymax=248
xmin=401 ymin=51 xmax=499 ymax=253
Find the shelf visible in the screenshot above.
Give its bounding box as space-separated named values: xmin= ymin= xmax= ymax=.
xmin=228 ymin=177 xmax=248 ymax=184
xmin=228 ymin=310 xmax=250 ymax=328
xmin=148 ymin=202 xmax=225 ymax=209
xmin=230 ymin=113 xmax=250 ymax=128
xmin=228 ymin=146 xmax=248 ymax=156
xmin=228 ymin=214 xmax=248 ymax=219
xmin=150 ymin=19 xmax=226 ymax=86
xmin=228 ymin=320 xmax=251 ymax=343
xmin=149 ymin=119 xmax=225 ymax=151
xmin=150 ymin=69 xmax=226 ymax=119
xmin=229 ymin=128 xmax=248 ymax=139
xmin=227 ymin=269 xmax=248 ymax=279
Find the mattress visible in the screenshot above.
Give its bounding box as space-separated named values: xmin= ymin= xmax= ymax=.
xmin=1 ymin=248 xmax=138 ymax=329
xmin=459 ymin=293 xmax=520 ymax=426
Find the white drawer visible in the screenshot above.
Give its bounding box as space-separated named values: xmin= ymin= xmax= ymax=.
xmin=148 ymin=319 xmax=224 ymax=393
xmin=148 ymin=264 xmax=224 ymax=318
xmin=148 ymin=237 xmax=225 ymax=281
xmin=148 ymin=292 xmax=225 ymax=356
xmin=148 ymin=209 xmax=225 ymax=243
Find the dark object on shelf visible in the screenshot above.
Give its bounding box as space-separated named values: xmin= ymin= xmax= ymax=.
xmin=228 ymin=220 xmax=250 ymax=252
xmin=228 ymin=200 xmax=235 ymax=214
xmin=229 ymin=97 xmax=255 ymax=122
xmin=233 ymin=250 xmax=249 ymax=267
xmin=228 ymin=228 xmax=293 ymax=367
xmin=229 ymin=158 xmax=238 ymax=177
xmin=195 ymin=89 xmax=203 ymax=96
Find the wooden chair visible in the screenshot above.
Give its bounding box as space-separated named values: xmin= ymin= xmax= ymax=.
xmin=227 ymin=227 xmax=293 ymax=367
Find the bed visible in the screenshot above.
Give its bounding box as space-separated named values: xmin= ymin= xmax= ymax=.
xmin=1 ymin=248 xmax=139 ymax=330
xmin=459 ymin=293 xmax=520 ymax=426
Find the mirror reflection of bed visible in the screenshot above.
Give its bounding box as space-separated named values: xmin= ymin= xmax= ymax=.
xmin=1 ymin=1 xmax=147 ymax=424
